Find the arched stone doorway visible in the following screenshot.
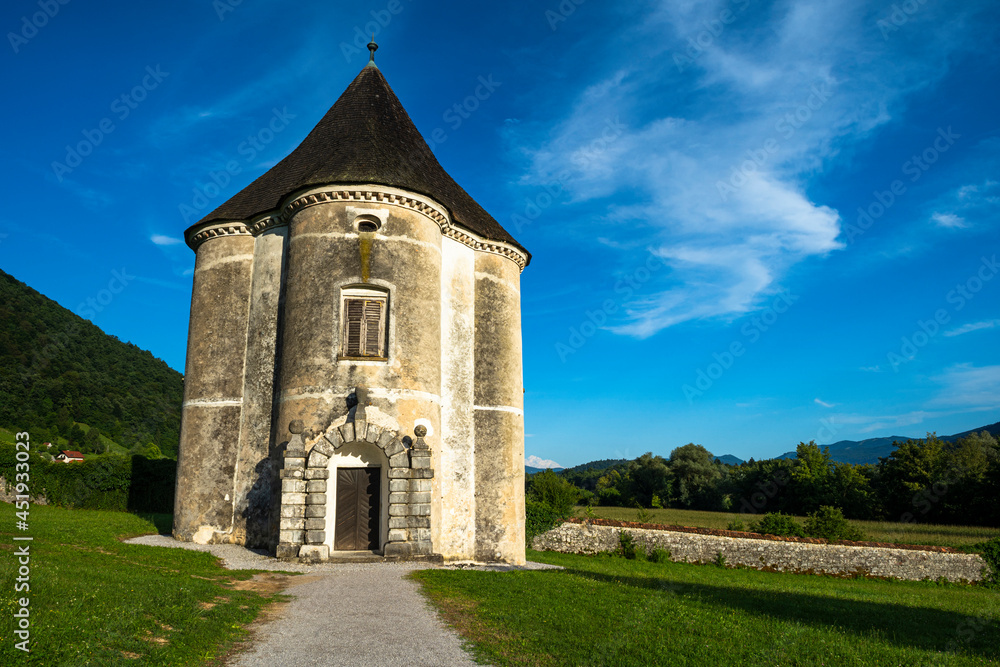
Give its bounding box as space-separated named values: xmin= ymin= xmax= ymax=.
xmin=275 ymin=388 xmax=435 ymax=561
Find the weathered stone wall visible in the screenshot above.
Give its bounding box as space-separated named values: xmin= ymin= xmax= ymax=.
xmin=173 ymin=231 xmax=255 ymax=544
xmin=0 ymin=479 xmax=47 ymax=505
xmin=273 ymin=188 xmax=443 ymax=556
xmin=234 ymin=226 xmax=287 ymax=549
xmin=473 ymin=251 xmax=525 ymax=564
xmin=437 ymin=236 xmax=476 ymax=559
xmin=533 ymin=522 xmax=987 ymax=583
xmin=274 ymin=187 xmax=444 ymax=441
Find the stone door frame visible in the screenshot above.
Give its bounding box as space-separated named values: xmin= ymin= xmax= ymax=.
xmin=276 ymin=387 xmax=434 ymax=561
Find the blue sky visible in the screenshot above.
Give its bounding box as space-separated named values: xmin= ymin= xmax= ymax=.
xmin=3 ymin=0 xmax=998 ymax=466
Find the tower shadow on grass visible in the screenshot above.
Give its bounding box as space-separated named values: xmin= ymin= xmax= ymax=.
xmin=562 ymin=567 xmax=999 ymax=659
xmin=135 ymin=512 xmax=173 ymax=535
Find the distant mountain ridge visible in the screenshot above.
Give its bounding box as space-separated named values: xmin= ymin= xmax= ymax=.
xmin=771 ymin=421 xmax=1000 ymax=465
xmin=525 ymin=458 xmax=626 ymax=475
xmin=562 ymin=459 xmax=628 ymax=473
xmin=525 ymin=466 xmax=564 ymax=475
xmin=535 ymin=421 xmax=1000 ymax=472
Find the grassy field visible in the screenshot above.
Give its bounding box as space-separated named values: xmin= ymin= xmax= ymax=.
xmin=416 ymin=549 xmax=1000 ymax=666
xmin=580 ymin=506 xmax=1000 ymax=549
xmin=0 ymin=504 xmax=289 ymax=665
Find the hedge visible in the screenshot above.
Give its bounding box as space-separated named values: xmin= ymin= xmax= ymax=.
xmin=526 ymin=499 xmax=567 ymax=544
xmin=0 ymin=444 xmax=175 ymax=513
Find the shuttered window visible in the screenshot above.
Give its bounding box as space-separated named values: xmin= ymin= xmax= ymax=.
xmin=341 ymin=293 xmax=387 ymax=359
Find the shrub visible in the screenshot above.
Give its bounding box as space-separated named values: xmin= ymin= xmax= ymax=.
xmin=804 ymin=506 xmax=867 ymax=542
xmin=635 ymin=503 xmax=653 ymax=524
xmin=726 ymin=518 xmax=745 ymax=531
xmin=980 ymin=537 xmax=1000 ymax=585
xmin=527 ymin=470 xmax=579 ymax=517
xmin=618 ymin=530 xmax=638 ymax=559
xmin=714 ymin=551 xmax=728 ymax=568
xmin=526 ymin=470 xmax=578 ymax=544
xmin=647 ymin=547 xmax=671 ymax=563
xmin=525 ymin=499 xmax=565 ymax=544
xmin=748 ymin=512 xmax=805 ymax=538
xmin=597 ymin=487 xmax=621 ymax=506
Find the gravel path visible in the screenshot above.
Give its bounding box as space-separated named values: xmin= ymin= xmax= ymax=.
xmin=126 ymin=535 xmax=558 ymax=666
xmin=228 ymin=561 xmax=480 ymax=667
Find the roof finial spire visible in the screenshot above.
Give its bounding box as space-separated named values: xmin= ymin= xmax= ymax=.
xmin=367 ymin=33 xmax=378 ymax=66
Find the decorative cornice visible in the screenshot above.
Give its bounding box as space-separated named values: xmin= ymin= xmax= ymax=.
xmin=186 ymin=222 xmax=252 ymax=248
xmin=444 ymin=226 xmax=527 ymax=270
xmin=249 ymin=215 xmax=286 ymax=237
xmin=188 ymin=186 xmax=529 ymax=271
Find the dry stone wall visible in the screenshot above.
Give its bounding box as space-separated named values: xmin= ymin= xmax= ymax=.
xmin=533 ymin=522 xmax=987 ymax=583
xmin=0 ymin=478 xmax=47 ymax=505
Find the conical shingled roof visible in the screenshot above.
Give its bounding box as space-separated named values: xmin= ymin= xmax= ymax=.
xmin=193 ymin=64 xmax=528 ymax=260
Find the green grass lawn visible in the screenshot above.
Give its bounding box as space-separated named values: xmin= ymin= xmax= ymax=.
xmin=579 ymin=506 xmax=1000 ymax=549
xmin=415 ymin=549 xmax=1000 ymax=667
xmin=0 ymin=504 xmax=289 ymax=665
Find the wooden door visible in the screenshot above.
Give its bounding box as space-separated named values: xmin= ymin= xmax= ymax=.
xmin=334 ymin=467 xmax=380 ymax=551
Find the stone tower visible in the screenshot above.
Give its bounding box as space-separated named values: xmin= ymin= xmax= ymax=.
xmin=173 ymin=45 xmax=530 ymax=563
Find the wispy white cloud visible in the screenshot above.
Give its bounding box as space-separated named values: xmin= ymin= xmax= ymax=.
xmin=831 ymin=363 xmax=1000 ymax=434
xmin=922 ymin=167 xmax=1000 ymax=236
xmin=148 ymin=34 xmax=332 ymax=172
xmin=964 ymin=177 xmax=1000 ymax=203
xmin=824 ymin=409 xmax=944 ymax=435
xmin=517 ymin=0 xmax=987 ymax=337
xmin=814 ymin=398 xmax=835 ymax=408
xmin=148 ymin=222 xmax=194 ymax=279
xmin=151 ymin=234 xmax=184 ymax=246
xmin=526 ymin=455 xmax=564 ymax=469
xmin=956 ymin=177 xmax=1000 ymax=204
xmin=944 ymin=320 xmax=1000 ymax=337
xmin=853 ymin=411 xmax=936 ymax=434
xmin=931 ymin=212 xmax=967 ymax=229
xmin=927 ymin=363 xmax=1000 ymax=410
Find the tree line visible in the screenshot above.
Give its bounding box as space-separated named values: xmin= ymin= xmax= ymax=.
xmin=549 ymin=431 xmax=1000 ymax=526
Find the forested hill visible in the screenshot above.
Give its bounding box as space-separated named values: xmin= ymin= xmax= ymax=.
xmin=0 ymin=269 xmax=183 ymax=457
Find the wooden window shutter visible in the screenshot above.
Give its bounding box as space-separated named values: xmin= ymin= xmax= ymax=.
xmin=345 ymin=299 xmax=365 ymax=356
xmin=342 ymin=294 xmax=386 ymax=358
xmin=364 ymin=300 xmax=383 ymax=356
